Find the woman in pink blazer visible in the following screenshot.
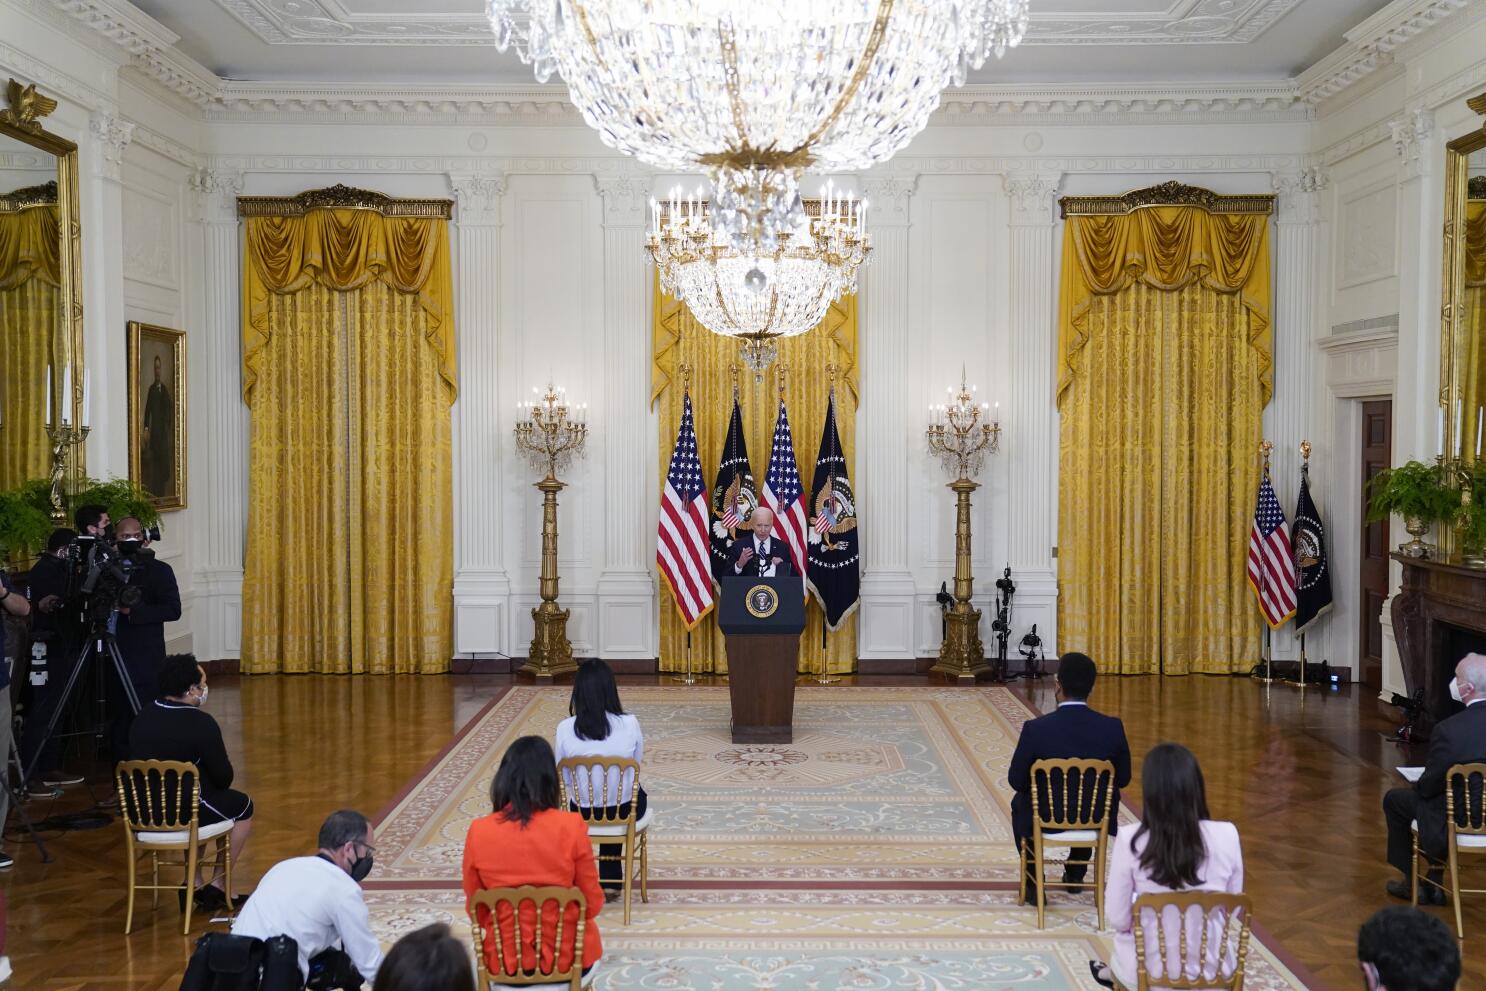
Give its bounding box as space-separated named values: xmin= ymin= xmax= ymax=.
xmin=1092 ymin=743 xmax=1244 ymax=990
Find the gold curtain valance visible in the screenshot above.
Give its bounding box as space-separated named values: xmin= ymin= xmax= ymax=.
xmin=0 ymin=202 xmax=59 ymax=290
xmin=1057 ymin=206 xmax=1273 ymax=406
xmin=242 ymin=206 xmax=456 ymax=401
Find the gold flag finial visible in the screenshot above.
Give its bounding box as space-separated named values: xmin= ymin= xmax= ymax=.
xmin=1300 ymin=439 xmax=1312 ymax=463
xmin=729 ymin=362 xmax=740 ymax=400
xmin=678 ymin=362 xmax=692 ymax=393
xmin=778 ymin=362 xmax=789 ymax=400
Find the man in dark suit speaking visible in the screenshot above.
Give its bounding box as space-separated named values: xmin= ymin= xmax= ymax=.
xmin=1007 ymin=652 xmax=1131 ymax=901
xmin=1382 ymin=652 xmax=1486 ymax=903
xmin=725 ymin=507 xmax=794 ymax=577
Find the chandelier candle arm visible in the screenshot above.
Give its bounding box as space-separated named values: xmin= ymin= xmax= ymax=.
xmin=513 ymin=383 xmax=588 ymax=680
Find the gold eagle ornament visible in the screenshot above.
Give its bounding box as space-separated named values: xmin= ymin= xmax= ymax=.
xmin=2 ymin=79 xmax=59 ymax=132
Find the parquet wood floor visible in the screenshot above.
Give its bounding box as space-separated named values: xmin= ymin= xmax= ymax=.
xmin=2 ymin=672 xmax=1476 ymax=990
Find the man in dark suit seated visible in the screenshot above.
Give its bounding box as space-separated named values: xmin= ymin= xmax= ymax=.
xmin=1382 ymin=652 xmax=1486 ymax=904
xmin=1007 ymin=652 xmax=1132 ymax=902
xmin=725 ymin=507 xmax=795 ymax=577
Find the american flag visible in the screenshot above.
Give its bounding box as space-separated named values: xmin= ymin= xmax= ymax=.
xmin=763 ymin=398 xmax=808 ymax=587
xmin=1247 ymin=472 xmax=1297 ymax=629
xmin=656 ymin=393 xmax=714 ymax=628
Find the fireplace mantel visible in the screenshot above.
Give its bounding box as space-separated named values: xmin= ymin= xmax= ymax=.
xmin=1390 ymin=554 xmax=1486 ymax=736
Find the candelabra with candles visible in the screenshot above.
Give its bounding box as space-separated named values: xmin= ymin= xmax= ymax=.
xmin=513 ymin=383 xmax=588 ymax=680
xmin=925 ymin=372 xmax=1001 ymax=682
xmin=45 ymin=365 xmax=90 ymax=525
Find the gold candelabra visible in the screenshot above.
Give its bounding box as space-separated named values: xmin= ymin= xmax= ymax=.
xmin=46 ymin=423 xmax=89 ymax=525
xmin=926 ymin=372 xmax=1001 ymax=682
xmin=514 ymin=383 xmax=588 ymax=680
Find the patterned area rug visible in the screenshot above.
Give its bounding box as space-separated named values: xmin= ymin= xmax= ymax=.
xmin=365 ymin=686 xmax=1317 ymax=990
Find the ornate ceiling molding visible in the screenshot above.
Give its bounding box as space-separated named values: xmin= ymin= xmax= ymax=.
xmin=1297 ymin=0 xmax=1470 ymax=106
xmin=204 ymin=0 xmax=1304 ymax=48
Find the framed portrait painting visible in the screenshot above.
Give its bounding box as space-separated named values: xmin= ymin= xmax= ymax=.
xmin=127 ymin=321 xmax=186 ymax=510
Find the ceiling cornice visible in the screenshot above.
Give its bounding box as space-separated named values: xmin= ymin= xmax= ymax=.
xmin=40 ymin=0 xmax=1479 ymax=125
xmin=1296 ymin=0 xmax=1470 ymax=105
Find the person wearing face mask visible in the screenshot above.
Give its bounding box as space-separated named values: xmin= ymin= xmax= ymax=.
xmin=233 ymin=809 xmax=384 ymax=989
xmin=127 ymin=654 xmax=254 ymax=912
xmin=1381 ymin=652 xmax=1486 ymax=904
xmin=108 ymin=516 xmax=181 ymax=755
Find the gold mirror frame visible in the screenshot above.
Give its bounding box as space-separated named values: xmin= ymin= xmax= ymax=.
xmin=1441 ymin=93 xmax=1486 ymax=460
xmin=1 ymin=78 xmax=85 ymax=499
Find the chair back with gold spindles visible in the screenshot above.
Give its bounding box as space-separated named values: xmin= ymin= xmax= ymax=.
xmin=115 ymin=759 xmax=204 ymax=835
xmin=1130 ymin=891 xmax=1253 ymax=991
xmin=1446 ymin=762 xmax=1486 ymax=842
xmin=558 ymin=757 xmax=641 ymax=827
xmin=1030 ymin=757 xmax=1116 ymax=831
xmin=467 ymin=885 xmax=588 ymax=991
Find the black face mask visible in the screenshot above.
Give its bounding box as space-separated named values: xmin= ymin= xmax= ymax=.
xmin=349 ymin=852 xmax=373 ymax=882
xmin=117 ymin=538 xmax=143 ymax=557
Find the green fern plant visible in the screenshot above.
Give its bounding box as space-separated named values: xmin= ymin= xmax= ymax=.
xmin=1366 ymin=460 xmax=1461 ymax=524
xmin=0 ymin=486 xmax=53 ymax=558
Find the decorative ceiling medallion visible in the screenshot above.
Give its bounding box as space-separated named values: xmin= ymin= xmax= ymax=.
xmin=0 ymin=180 xmax=58 ymax=214
xmin=1058 ymin=180 xmax=1276 ymax=217
xmin=235 ymin=183 xmax=453 ymax=218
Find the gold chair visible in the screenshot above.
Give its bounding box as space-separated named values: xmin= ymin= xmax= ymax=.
xmin=467 ymin=885 xmax=594 ymax=991
xmin=1125 ymin=891 xmax=1253 ymax=991
xmin=115 ymin=759 xmax=234 ymax=935
xmin=557 ymin=756 xmax=651 ymax=925
xmin=1019 ymin=757 xmax=1116 ymax=930
xmin=1412 ymin=761 xmax=1486 ymax=938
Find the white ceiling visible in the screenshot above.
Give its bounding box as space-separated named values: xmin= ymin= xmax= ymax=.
xmin=125 ymin=0 xmax=1396 ymax=85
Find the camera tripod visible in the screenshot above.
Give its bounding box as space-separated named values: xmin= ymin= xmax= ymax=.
xmin=18 ymin=625 xmax=140 ymax=816
xmin=988 ymin=566 xmax=1017 ymax=683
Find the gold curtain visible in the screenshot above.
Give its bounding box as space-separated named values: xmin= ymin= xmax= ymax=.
xmin=1057 ymin=207 xmax=1271 ymax=675
xmin=652 ymin=284 xmax=858 ymax=675
xmin=0 ymin=204 xmax=61 ymax=489
xmin=240 ymin=208 xmax=454 ymax=674
xmin=1461 ymin=200 xmax=1486 ymax=463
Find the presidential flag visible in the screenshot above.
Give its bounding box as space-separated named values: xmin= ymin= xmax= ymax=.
xmin=807 ymin=388 xmax=860 ymax=630
xmin=1292 ymin=463 xmax=1333 ymax=634
xmin=656 ymin=392 xmax=714 ymax=628
xmin=1247 ymin=471 xmax=1298 ymax=629
xmin=708 ymin=396 xmax=757 ymax=582
xmin=762 ymin=397 xmax=808 ymax=589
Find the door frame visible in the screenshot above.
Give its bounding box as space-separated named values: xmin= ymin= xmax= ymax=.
xmin=1327 ymin=392 xmax=1392 ymax=693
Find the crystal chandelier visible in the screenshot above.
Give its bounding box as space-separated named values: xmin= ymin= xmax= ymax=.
xmin=647 ymin=184 xmax=870 ymax=376
xmin=487 ymin=0 xmax=1030 ymax=257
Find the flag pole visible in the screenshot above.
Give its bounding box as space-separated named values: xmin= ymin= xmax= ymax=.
xmin=1286 ymin=441 xmax=1314 ymax=690
xmin=814 ymin=370 xmax=842 ymax=686
xmin=673 ymin=629 xmax=697 ymax=686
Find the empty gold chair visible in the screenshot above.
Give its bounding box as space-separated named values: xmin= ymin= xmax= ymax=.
xmin=1412 ymin=761 xmax=1486 ymax=938
xmin=115 ymin=759 xmax=234 ymax=935
xmin=1125 ymin=891 xmax=1253 ymax=991
xmin=1019 ymin=757 xmax=1116 ymax=930
xmin=557 ymin=756 xmax=651 ymax=925
xmin=467 ymin=885 xmax=594 ymax=991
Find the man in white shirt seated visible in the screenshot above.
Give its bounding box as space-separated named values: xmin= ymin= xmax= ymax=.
xmin=725 ymin=507 xmax=794 ymax=577
xmin=232 ymin=810 xmax=383 ymax=989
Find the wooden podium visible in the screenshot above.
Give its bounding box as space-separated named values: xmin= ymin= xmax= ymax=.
xmin=718 ymin=576 xmax=806 ymax=744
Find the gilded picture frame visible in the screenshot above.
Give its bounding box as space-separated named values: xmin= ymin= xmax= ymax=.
xmin=127 ymin=321 xmax=187 ymax=511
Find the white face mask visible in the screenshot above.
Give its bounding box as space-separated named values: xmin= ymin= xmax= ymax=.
xmin=195 ymin=684 xmax=209 ymax=706
xmin=1448 ymin=677 xmax=1462 ymax=703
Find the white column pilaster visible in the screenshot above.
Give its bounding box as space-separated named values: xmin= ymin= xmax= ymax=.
xmin=187 ymin=167 xmax=245 ymax=660
xmin=450 ymin=174 xmax=513 ymax=656
xmin=857 ymin=176 xmax=918 ymax=659
xmin=594 ymin=176 xmax=656 ymax=660
xmin=1379 ymin=108 xmax=1441 ymax=696
xmin=1267 ymin=166 xmax=1328 ymax=664
xmin=1002 ymin=172 xmax=1062 ymax=654
xmin=83 ymin=110 xmax=133 ymax=479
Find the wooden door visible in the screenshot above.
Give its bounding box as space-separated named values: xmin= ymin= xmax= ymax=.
xmin=1359 ymin=400 xmax=1392 ymax=690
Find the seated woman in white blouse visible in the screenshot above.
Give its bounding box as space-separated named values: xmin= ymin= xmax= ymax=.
xmin=554 ymin=660 xmax=645 ymax=901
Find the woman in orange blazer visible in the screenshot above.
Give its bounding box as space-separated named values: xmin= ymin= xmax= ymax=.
xmin=463 ymin=736 xmax=605 ymax=979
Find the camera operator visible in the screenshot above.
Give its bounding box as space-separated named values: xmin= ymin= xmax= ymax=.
xmin=18 ymin=529 xmax=86 ymax=799
xmin=107 ymin=516 xmax=180 ymax=756
xmin=74 ymin=503 xmax=108 ymax=540
xmin=1 ymin=568 xmax=33 ymax=869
